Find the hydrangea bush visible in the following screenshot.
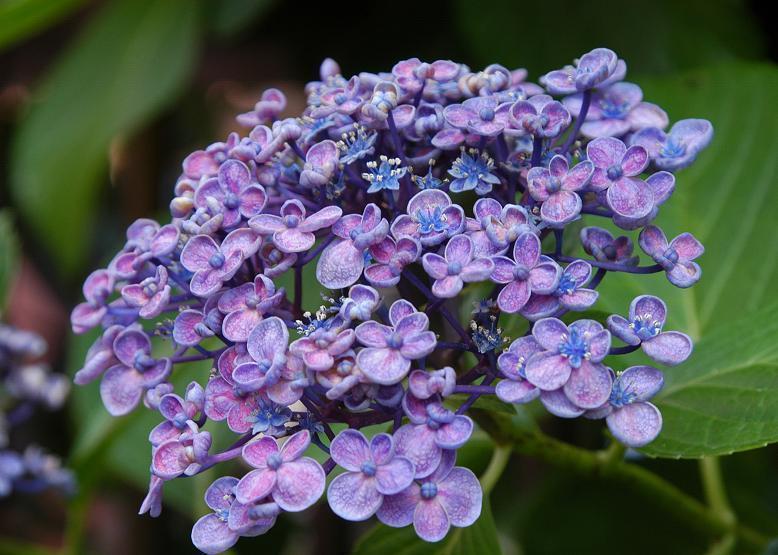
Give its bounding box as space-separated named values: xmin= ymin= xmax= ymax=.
xmin=70 ymin=48 xmax=712 ymax=553
xmin=1 ymin=322 xmax=73 ymax=497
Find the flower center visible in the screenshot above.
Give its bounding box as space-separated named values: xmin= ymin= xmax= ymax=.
xmin=133 ymin=353 xmax=155 ymax=371
xmin=660 ymin=138 xmax=686 ymax=158
xmin=209 ymin=252 xmax=225 ymax=268
xmin=284 ymin=215 xmax=300 ymax=228
xmin=558 ymin=329 xmax=590 ymax=368
xmin=224 ymin=192 xmax=241 ymax=210
xmin=606 ymin=164 xmax=623 ymax=180
xmin=609 ymin=381 xmax=637 ymax=408
xmin=361 ymin=461 xmax=377 ymax=477
xmin=479 ymin=107 xmax=495 ymax=121
xmin=447 ymin=261 xmax=462 ymax=275
xmin=555 ymin=273 xmax=577 ymax=295
xmin=547 ymin=176 xmax=562 ymax=193
xmin=245 ymin=294 xmax=260 ymax=309
xmin=386 ymin=332 xmax=404 ymax=349
xmin=513 ymin=264 xmax=530 ymax=281
xmin=630 ymin=315 xmax=662 ymax=340
xmin=420 ymin=481 xmax=438 ymax=499
xmin=266 ymin=452 xmax=283 ymax=470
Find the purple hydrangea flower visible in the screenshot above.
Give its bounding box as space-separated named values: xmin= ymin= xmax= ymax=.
xmin=496 ymin=336 xmax=543 ymax=404
xmin=580 ymin=226 xmax=639 ymax=266
xmin=194 ymin=160 xmax=268 ymax=228
xmin=391 ymin=189 xmax=465 ymax=247
xmin=443 ymin=96 xmax=512 ymax=137
xmin=527 ymin=155 xmax=593 ymax=226
xmin=232 ymin=316 xmax=289 ymax=390
xmin=180 ymin=228 xmax=261 ymax=297
xmin=541 ymin=48 xmax=624 ymax=94
xmin=100 ymin=328 xmax=171 ymax=416
xmin=236 ymin=87 xmax=287 ymax=126
xmin=377 ymin=450 xmax=482 ymax=542
xmin=339 ymin=284 xmax=381 ymax=322
xmin=525 ymin=318 xmax=612 ymax=409
xmin=586 ymin=137 xmax=653 ymax=219
xmin=299 ymin=140 xmax=340 ymax=188
xmin=71 ymin=269 xmax=114 ymax=333
xmin=630 ymin=118 xmax=713 ymax=171
xmin=448 ymin=149 xmax=501 ymax=195
xmin=564 ymin=82 xmax=668 ymax=138
xmin=408 ymin=367 xmax=456 ymax=400
xmin=310 ymin=76 xmax=364 ymax=118
xmin=172 ymin=294 xmax=223 ymax=347
xmin=421 ymin=234 xmax=494 ymax=298
xmin=489 ymin=232 xmax=560 ymax=314
xmin=249 ymin=199 xmax=342 ymax=253
xmin=639 ymin=225 xmax=704 ymax=288
xmin=355 ymin=300 xmax=436 ymax=385
xmin=73 ymin=325 xmax=122 ymax=385
xmin=509 ymin=95 xmax=571 ymax=137
xmin=365 ymin=236 xmax=421 ymax=287
xmin=607 ymin=295 xmax=693 ymax=365
xmin=218 ymin=275 xmax=282 ymax=342
xmin=327 ymin=429 xmax=415 ymax=521
xmin=150 ymin=382 xmax=205 ymax=446
xmin=235 ymin=430 xmax=325 ymax=510
xmin=152 ymin=420 xmax=211 ymax=479
xmin=290 ymin=326 xmax=355 ymax=372
xmin=466 ymin=200 xmax=535 ymax=256
xmin=120 ymin=265 xmax=171 ymax=319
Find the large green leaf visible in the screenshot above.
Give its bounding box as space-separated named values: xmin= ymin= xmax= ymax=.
xmin=640 ymin=303 xmax=778 ymax=458
xmin=0 ymin=0 xmax=87 ymax=52
xmin=0 ymin=211 xmax=19 ymax=309
xmin=10 ymin=0 xmax=201 ymax=278
xmin=352 ymin=494 xmax=501 ymax=555
xmin=454 ymin=0 xmax=765 ymax=75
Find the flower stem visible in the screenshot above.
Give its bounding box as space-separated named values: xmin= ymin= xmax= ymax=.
xmin=561 ymin=88 xmax=591 ymax=154
xmin=479 ymin=444 xmax=511 ymax=494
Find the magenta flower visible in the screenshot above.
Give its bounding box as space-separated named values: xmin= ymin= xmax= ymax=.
xmin=586 ymin=137 xmax=653 ymax=219
xmin=443 ymin=96 xmax=512 ymax=137
xmin=408 ymin=367 xmax=456 ymax=400
xmin=317 ymin=203 xmax=389 ymax=289
xmin=172 ymin=294 xmax=222 ymax=347
xmin=310 ymin=76 xmax=364 ymax=118
xmin=249 ymin=199 xmax=342 ymax=253
xmin=390 ymin=189 xmax=465 ymax=247
xmin=466 ymin=199 xmax=534 ymax=257
xmin=527 ymin=155 xmax=593 ymax=226
xmin=525 ymin=318 xmax=612 ymax=409
xmin=235 ymin=430 xmax=325 ymax=511
xmin=496 ymin=336 xmax=543 ymax=404
xmin=365 ymin=236 xmax=421 ymax=288
xmin=421 ymin=235 xmax=494 ymax=298
xmin=149 ymin=382 xmax=205 ymax=446
xmin=194 ymin=160 xmax=268 ymax=228
xmin=258 ymin=240 xmax=297 ymax=278
xmin=121 ymin=265 xmax=171 ymax=319
xmin=639 ymin=225 xmax=704 ymax=288
xmin=327 ymin=429 xmax=415 ymax=521
xmin=607 ymin=295 xmax=693 ymax=366
xmin=218 ymin=275 xmax=283 ymax=342
xmin=564 ymin=82 xmax=668 ymax=138
xmin=489 ymin=232 xmax=560 ymax=314
xmin=299 ymin=140 xmax=340 ymax=188
xmin=509 ymin=95 xmax=571 ymax=138
xmin=541 ymin=47 xmax=623 ymax=94
xmin=631 ymin=118 xmax=714 ymax=171
xmin=110 ymin=220 xmax=180 ymax=278
xmin=338 ymin=284 xmax=381 ymax=322
xmin=71 ymin=269 xmax=114 ymax=333
xmin=355 ymin=300 xmax=436 ymax=385
xmin=290 ymin=327 xmax=355 ymax=372
xmin=236 ymin=87 xmax=287 ymax=127
xmin=232 ymin=316 xmax=289 ymax=390
xmin=152 ymin=420 xmax=211 ymax=479
xmin=598 ymin=366 xmax=664 ymax=447
xmin=204 ymin=351 xmax=269 ymax=435
xmin=180 ymin=228 xmax=261 ymax=297
xmin=580 ymin=226 xmax=638 ymax=266
xmin=73 ymin=325 xmax=122 ymax=385
xmin=377 ymin=450 xmax=482 ymax=542
xmin=395 ymin=397 xmax=473 ymax=478
xmin=100 ymin=328 xmax=171 ymax=416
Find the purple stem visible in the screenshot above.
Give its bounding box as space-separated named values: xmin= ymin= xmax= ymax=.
xmin=530 ymin=136 xmax=544 ymax=167
xmin=609 ymin=344 xmax=641 ymax=356
xmin=453 ymin=384 xmax=496 ymax=395
xmin=551 ymin=254 xmax=663 ymax=274
xmin=561 ymin=88 xmax=591 ymax=154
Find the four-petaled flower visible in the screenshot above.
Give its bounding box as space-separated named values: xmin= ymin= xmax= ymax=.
xmin=607 ymin=295 xmax=693 ymax=366
xmin=299 ymin=140 xmax=340 ymax=188
xmin=586 ymin=137 xmax=653 ymax=220
xmin=250 ymin=199 xmax=342 ymax=254
xmin=391 ymin=190 xmax=465 ymax=247
xmin=541 ymin=47 xmax=624 ymax=94
xmin=509 ymin=95 xmax=571 ymax=138
xmin=327 ymin=429 xmax=415 ymax=521
xmin=639 ymin=225 xmax=704 ymax=288
xmin=527 ymin=155 xmax=593 ymax=226
xmin=120 ymin=266 xmax=171 ymax=320
xmin=290 ymin=326 xmax=356 ymax=372
xmin=443 ymin=96 xmax=512 ymax=137
xmin=232 ymin=317 xmax=289 ymax=390
xmin=448 ymin=149 xmax=501 ymax=195
xmin=152 ymin=420 xmax=211 ymax=479
xmin=631 ymin=118 xmax=714 ymax=171
xmin=194 ymin=160 xmax=268 ymax=228
xmin=421 ymin=235 xmax=494 ymax=298
xmin=365 ymin=236 xmax=421 ymax=287
xmin=71 ymin=269 xmax=114 ymax=333
xmin=580 ymin=226 xmax=638 ymax=266
xmin=496 ymin=336 xmax=543 ymax=404
xmin=235 ymin=430 xmax=325 ymax=511
xmin=218 ymin=275 xmax=283 ymax=342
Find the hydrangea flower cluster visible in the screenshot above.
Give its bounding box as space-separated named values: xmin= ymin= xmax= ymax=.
xmin=0 ymin=322 xmax=73 ymax=497
xmin=70 ymin=49 xmax=710 ymax=553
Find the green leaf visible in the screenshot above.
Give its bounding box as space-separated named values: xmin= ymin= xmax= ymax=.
xmin=0 ymin=0 xmax=87 ymax=52
xmin=352 ymin=494 xmax=501 ymax=555
xmin=10 ymin=0 xmax=201 ymax=278
xmin=640 ymin=302 xmax=778 ymax=458
xmin=454 ymin=0 xmax=765 ymax=75
xmin=0 ymin=210 xmax=19 ymax=309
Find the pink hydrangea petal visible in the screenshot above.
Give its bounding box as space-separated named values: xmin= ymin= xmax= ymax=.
xmin=531 ymin=318 xmax=567 ymax=350
xmin=643 ymin=332 xmax=693 ymax=366
xmin=621 ymin=145 xmax=649 ymax=176
xmin=327 ymin=471 xmax=382 ymax=521
xmin=540 ymin=389 xmax=585 ymax=418
xmin=226 ymin=400 xmax=254 ymax=434
xmin=435 ymin=416 xmax=473 ymax=449
xmin=520 ymin=293 xmax=559 ymax=321
xmin=375 ymin=456 xmax=415 ymax=495
xmin=586 ymin=137 xmax=626 ymax=168
xmin=235 ymin=468 xmax=277 ymax=504
xmin=316 ymin=238 xmax=365 ymax=289
xmin=670 ymin=232 xmax=704 ymax=261
xmin=183 ymin=150 xmax=219 ymax=179
xmin=100 ymin=365 xmax=143 ymax=416
xmin=422 ymin=253 xmax=449 ymax=280
xmin=370 ymin=433 xmax=395 ymax=465
xmin=563 ymin=360 xmax=612 ymax=409
xmin=497 ymin=279 xmax=530 ymax=313
xmin=496 ymin=379 xmax=539 ymax=404
xmin=298 ymin=206 xmax=342 ymax=233
xmin=394 ymin=424 xmax=441 ymax=479
xmin=541 ymin=190 xmax=582 ymax=225
xmin=395 ymin=312 xmax=429 ymax=336
xmin=272 ymin=229 xmax=314 ymax=253
xmin=443 ymin=104 xmax=475 ymax=129
xmin=247 ymin=316 xmax=289 ymax=363
xmin=444 ymin=235 xmax=473 ymax=265
xmin=365 ymin=264 xmax=399 ymax=288
xmin=181 ymin=237 xmax=219 ymax=272
xmin=529 ymin=262 xmax=561 ymax=294
xmin=525 ymin=352 xmax=571 ymax=391
xmin=240 ymin=186 xmax=267 ymax=217
xmin=190 ymin=269 xmax=225 ymax=297
xmin=607 ymin=177 xmax=653 ymax=219
xmin=152 ymin=440 xmax=189 ymax=479
xmin=330 ymin=429 xmax=370 ymax=471
xmin=431 ymin=275 xmax=463 ymax=298
xmin=389 ymin=299 xmax=417 ymax=325
xmin=280 ymin=429 xmax=311 ymax=461
xmin=221 ymin=310 xmax=261 ymax=343
xmin=377 ymin=483 xmax=420 ymax=528
xmin=490 ymin=256 xmax=516 ymax=284
xmin=560 ymin=288 xmax=599 ymax=310
xmin=399 ymin=331 xmax=436 ymax=360
xmin=272 ymin=457 xmax=325 ymax=511
xmin=191 ymin=513 xmax=238 ymax=555
xmin=437 ymin=466 xmax=482 ymax=527
xmin=414 ymin=499 xmax=450 ymax=542
xmin=461 ymin=257 xmax=493 ymax=282
xmin=606 ymin=402 xmax=662 ymax=447
xmin=204 ymin=377 xmax=235 ymax=421
xmin=513 ymin=232 xmax=540 ymax=267
xmin=242 ymin=436 xmax=279 ymax=468
xmin=227 ymin=500 xmax=276 ymax=535
xmin=358 ymin=348 xmax=411 ymax=385
xmin=355 ymin=321 xmax=392 ymax=347
xmin=250 ymin=214 xmax=285 ymax=234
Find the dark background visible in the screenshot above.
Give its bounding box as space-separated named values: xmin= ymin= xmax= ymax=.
xmin=0 ymin=1 xmax=776 ymax=553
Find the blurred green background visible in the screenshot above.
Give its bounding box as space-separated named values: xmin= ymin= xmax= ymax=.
xmin=1 ymin=0 xmax=777 ymax=553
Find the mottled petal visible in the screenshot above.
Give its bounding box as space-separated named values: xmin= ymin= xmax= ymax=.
xmin=316 ymin=239 xmax=365 ymax=289
xmin=525 ymin=352 xmax=571 ymax=391
xmin=394 ymin=424 xmax=441 ymax=479
xmin=377 ymin=483 xmax=420 ymax=528
xmin=437 ymin=467 xmax=482 ymax=527
xmin=414 ymin=500 xmax=450 ymax=542
xmin=643 ymin=332 xmax=693 ymax=366
xmin=191 ymin=513 xmax=238 ymax=555
xmin=497 ymin=279 xmax=530 ymax=313
xmin=540 ymin=389 xmax=585 ymax=418
xmin=496 ymin=379 xmax=539 ymax=404
xmin=327 ymin=471 xmax=382 ymax=521
xmin=563 ymin=360 xmax=613 ymax=409
xmin=375 ymin=457 xmax=415 ymax=495
xmin=435 ymin=416 xmax=473 ymax=449
xmin=606 ymin=402 xmax=662 ymax=447
xmin=100 ymin=366 xmax=143 ymax=416
xmin=531 ymin=318 xmax=567 ymax=350
xmin=357 ymin=348 xmax=410 ymax=385
xmin=235 ymin=468 xmax=276 ymax=504
xmin=330 ymin=429 xmax=370 ymax=471
xmin=272 ymin=458 xmax=325 ymax=511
